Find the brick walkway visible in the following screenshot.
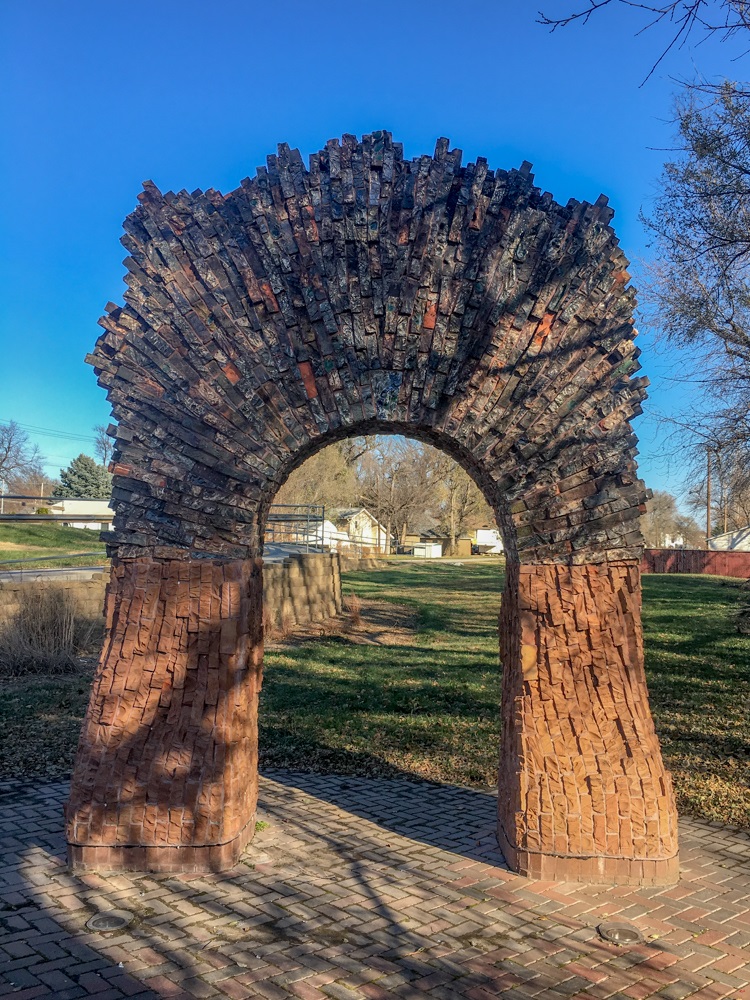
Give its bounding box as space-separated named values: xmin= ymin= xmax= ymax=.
xmin=2 ymin=772 xmax=750 ymax=999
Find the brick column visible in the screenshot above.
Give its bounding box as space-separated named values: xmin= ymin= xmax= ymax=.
xmin=66 ymin=556 xmax=262 ymax=873
xmin=497 ymin=561 xmax=679 ymax=885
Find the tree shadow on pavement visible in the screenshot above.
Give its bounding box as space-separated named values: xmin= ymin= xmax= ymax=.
xmin=4 ymin=773 xmax=747 ymax=1000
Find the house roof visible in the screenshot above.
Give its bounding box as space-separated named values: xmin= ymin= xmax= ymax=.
xmin=328 ymin=507 xmax=388 ymax=531
xmin=328 ymin=507 xmax=363 ymax=520
xmin=404 ymin=512 xmax=440 ymax=535
xmin=708 ymin=525 xmax=750 ymax=540
xmin=404 ymin=524 xmax=472 ymax=541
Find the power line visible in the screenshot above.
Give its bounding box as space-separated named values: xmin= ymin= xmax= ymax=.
xmin=0 ymin=419 xmax=97 ymax=443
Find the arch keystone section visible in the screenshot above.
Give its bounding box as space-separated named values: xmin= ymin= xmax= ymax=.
xmin=68 ymin=131 xmax=678 ymax=883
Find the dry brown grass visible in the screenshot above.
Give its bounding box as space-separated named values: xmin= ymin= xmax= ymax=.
xmin=0 ymin=588 xmax=103 ymax=676
xmin=345 ymin=592 xmax=362 ymax=627
xmin=280 ymin=611 xmax=295 ymax=638
xmin=317 ymin=616 xmax=342 ymax=638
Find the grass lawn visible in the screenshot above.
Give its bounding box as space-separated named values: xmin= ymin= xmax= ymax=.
xmin=260 ymin=561 xmax=504 ymax=786
xmin=0 ymin=563 xmax=747 ymax=829
xmin=641 ymin=574 xmax=750 ymax=828
xmin=0 ymin=523 xmax=107 ymax=568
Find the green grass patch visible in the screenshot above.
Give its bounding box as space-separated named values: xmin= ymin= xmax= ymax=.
xmin=259 ymin=561 xmax=505 ymax=785
xmin=642 ymin=574 xmax=750 ymax=828
xmin=0 ymin=563 xmax=747 ymax=830
xmin=0 ymin=523 xmax=106 ymax=568
xmin=260 ymin=565 xmax=750 ymax=826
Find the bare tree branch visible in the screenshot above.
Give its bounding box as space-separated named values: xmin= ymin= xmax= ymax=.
xmin=538 ymin=2 xmax=750 ymax=80
xmin=0 ymin=421 xmax=43 ymax=487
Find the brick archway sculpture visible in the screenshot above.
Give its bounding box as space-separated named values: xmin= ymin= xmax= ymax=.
xmin=67 ymin=132 xmax=679 ymax=884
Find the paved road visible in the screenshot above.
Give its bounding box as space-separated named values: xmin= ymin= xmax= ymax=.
xmin=0 ymin=545 xmax=326 ymax=583
xmin=0 ymin=565 xmax=106 ymax=584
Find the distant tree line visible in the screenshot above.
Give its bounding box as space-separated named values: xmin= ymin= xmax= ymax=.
xmin=0 ymin=420 xmax=112 ymax=500
xmin=275 ymin=436 xmax=494 ymax=554
xmin=641 ymin=490 xmax=704 ymax=547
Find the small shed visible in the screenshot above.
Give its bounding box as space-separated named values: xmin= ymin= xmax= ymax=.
xmin=413 ymin=541 xmax=443 ymax=558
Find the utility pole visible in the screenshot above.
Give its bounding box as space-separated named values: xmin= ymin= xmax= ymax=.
xmin=706 ymin=445 xmax=712 ymax=548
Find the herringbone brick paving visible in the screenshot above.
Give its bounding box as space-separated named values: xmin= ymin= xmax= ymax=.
xmin=2 ymin=772 xmax=749 ymax=999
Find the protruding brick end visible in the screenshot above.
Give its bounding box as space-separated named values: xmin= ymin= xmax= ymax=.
xmin=68 ymin=815 xmax=256 ymax=874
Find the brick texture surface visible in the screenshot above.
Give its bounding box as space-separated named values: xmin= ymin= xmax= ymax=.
xmin=66 ymin=557 xmax=263 ymax=872
xmin=88 ymin=132 xmax=648 ymax=567
xmin=263 ymin=553 xmax=342 ymax=629
xmin=499 ymin=562 xmax=678 ymax=884
xmin=70 ymin=131 xmax=672 ymax=881
xmin=4 ymin=776 xmax=750 ymax=1000
xmin=0 ymin=574 xmax=107 ymax=626
xmin=0 ymin=554 xmax=341 ymax=634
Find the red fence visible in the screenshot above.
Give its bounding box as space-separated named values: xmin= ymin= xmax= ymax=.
xmin=641 ymin=548 xmax=750 ymax=579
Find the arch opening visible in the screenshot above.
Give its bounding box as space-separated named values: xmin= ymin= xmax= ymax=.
xmin=67 ymin=132 xmax=679 ymax=884
xmin=259 ymin=436 xmax=506 ymax=793
xmin=260 ymin=426 xmax=508 ymax=557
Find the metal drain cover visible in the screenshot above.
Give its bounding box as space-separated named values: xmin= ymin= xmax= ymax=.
xmin=86 ymin=910 xmax=134 ymax=932
xmin=597 ymin=921 xmax=644 ymax=946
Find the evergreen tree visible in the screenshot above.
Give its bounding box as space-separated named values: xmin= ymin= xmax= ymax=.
xmin=54 ymin=454 xmax=113 ymax=498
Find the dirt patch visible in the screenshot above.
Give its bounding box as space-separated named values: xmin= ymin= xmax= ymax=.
xmin=266 ymin=598 xmax=417 ymax=649
xmin=0 ymin=542 xmax=48 ymax=552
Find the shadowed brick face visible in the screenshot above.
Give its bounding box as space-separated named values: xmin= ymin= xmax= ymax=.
xmin=67 ymin=558 xmax=262 ymax=872
xmin=68 ymin=131 xmax=678 ymax=882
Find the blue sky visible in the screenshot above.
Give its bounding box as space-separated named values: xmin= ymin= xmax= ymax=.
xmin=0 ymin=1 xmax=744 ymax=503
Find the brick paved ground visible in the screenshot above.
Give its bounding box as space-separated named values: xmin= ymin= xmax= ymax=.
xmin=2 ymin=771 xmax=750 ymax=999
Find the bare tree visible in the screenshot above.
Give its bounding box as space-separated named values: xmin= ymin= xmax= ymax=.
xmin=94 ymin=425 xmax=114 ymax=467
xmin=539 ymin=2 xmax=750 ymax=79
xmin=6 ymin=469 xmax=58 ymax=499
xmin=642 ymin=488 xmax=703 ymax=545
xmin=429 ymin=452 xmax=493 ymax=553
xmin=719 ymin=448 xmax=750 ymax=526
xmin=680 ymin=434 xmax=750 ymax=533
xmin=356 ymin=439 xmax=432 ymax=552
xmin=274 ymin=442 xmax=358 ymax=509
xmin=0 ymin=421 xmax=43 ymax=489
xmin=639 ymin=84 xmax=750 ymax=463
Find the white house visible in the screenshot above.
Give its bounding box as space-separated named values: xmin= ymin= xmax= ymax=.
xmin=48 ymin=498 xmax=114 ymax=531
xmin=708 ymin=525 xmax=750 ymax=551
xmin=472 ymin=526 xmax=504 ymax=554
xmin=324 ymin=508 xmax=390 ymax=553
xmin=663 ymin=532 xmax=686 ymax=549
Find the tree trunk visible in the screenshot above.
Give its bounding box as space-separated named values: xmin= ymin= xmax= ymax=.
xmin=450 ymin=489 xmax=457 ymax=555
